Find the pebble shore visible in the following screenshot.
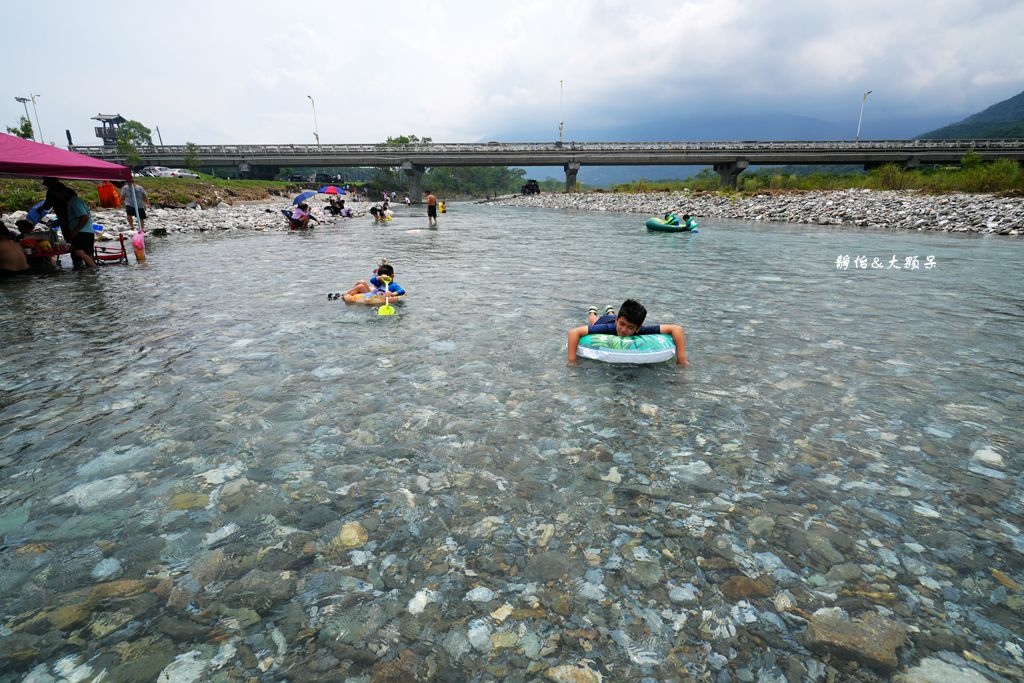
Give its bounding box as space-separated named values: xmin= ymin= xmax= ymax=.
xmin=83 ymin=200 xmax=371 ymax=237
xmin=11 ymin=189 xmax=1018 ymax=238
xmin=487 ymin=189 xmax=1024 ymax=236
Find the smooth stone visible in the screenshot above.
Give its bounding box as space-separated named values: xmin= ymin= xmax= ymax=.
xmin=465 ymin=586 xmax=496 ymax=602
xmin=337 ymin=522 xmax=368 ymax=548
xmin=90 ymin=557 xmax=124 ymax=581
xmin=169 ymin=492 xmax=209 ymax=510
xmin=468 ymin=621 xmax=492 ymax=652
xmin=525 ymin=551 xmax=574 ymax=583
xmin=971 ymin=447 xmax=1003 ymax=468
xmin=492 ymin=631 xmax=520 ymax=649
xmin=804 ymin=608 xmax=906 ymax=671
xmin=669 ymin=583 xmax=700 ymax=604
xmin=48 ymin=604 xmax=93 ymax=631
xmin=544 ymin=663 xmax=603 ymax=683
xmin=442 ymin=630 xmax=471 ymax=661
xmin=894 ymin=657 xmax=990 ymax=683
xmin=748 ymin=516 xmax=776 ymax=536
xmin=720 ymin=575 xmax=774 ymax=601
xmin=520 ymin=632 xmax=543 ymax=659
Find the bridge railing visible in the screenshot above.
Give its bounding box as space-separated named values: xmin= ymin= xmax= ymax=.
xmin=70 ymin=139 xmax=1024 ymax=160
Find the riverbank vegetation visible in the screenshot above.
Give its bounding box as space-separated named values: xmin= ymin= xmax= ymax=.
xmin=611 ymin=152 xmax=1024 ymax=195
xmin=2 ymin=153 xmax=1019 ymax=214
xmin=0 ymin=175 xmax=297 ymax=214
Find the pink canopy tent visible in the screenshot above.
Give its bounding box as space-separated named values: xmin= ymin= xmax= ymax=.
xmin=0 ymin=132 xmax=132 ymax=182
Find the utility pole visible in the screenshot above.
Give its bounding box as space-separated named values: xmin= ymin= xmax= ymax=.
xmin=155 ymin=126 xmax=164 ymax=145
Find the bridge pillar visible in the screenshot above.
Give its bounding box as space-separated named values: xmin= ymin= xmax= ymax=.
xmin=564 ymin=161 xmax=580 ymax=192
xmin=713 ymin=160 xmax=749 ymax=188
xmin=402 ymin=161 xmax=425 ymax=204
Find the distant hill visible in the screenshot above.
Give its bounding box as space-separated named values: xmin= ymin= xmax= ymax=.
xmin=918 ymin=90 xmax=1024 ymax=139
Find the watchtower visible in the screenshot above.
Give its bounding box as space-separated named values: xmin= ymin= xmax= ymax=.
xmin=92 ymin=114 xmax=127 ymax=147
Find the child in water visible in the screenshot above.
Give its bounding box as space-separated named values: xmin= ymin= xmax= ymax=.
xmin=567 ymin=299 xmax=687 ymax=366
xmin=332 ymin=262 xmax=406 ymax=301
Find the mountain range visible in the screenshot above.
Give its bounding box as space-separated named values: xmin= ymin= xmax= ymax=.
xmin=918 ymin=90 xmax=1024 ymax=140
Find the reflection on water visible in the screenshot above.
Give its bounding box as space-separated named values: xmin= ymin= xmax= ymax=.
xmin=1 ymin=204 xmax=1022 ymax=681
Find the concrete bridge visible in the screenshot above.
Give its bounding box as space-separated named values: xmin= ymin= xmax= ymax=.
xmin=70 ymin=140 xmax=1024 ymax=197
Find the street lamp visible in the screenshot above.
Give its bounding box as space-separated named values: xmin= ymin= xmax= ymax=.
xmin=856 ymin=90 xmax=872 ymax=143
xmin=307 ymin=95 xmax=321 ymax=150
xmin=558 ymin=79 xmax=565 ymax=144
xmin=28 ymin=94 xmax=44 ymax=144
xmin=14 ymin=97 xmax=34 ymax=141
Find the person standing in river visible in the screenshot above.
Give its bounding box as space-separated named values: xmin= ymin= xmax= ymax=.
xmin=426 ymin=190 xmax=438 ymax=227
xmin=40 ymin=178 xmax=86 ymax=267
xmin=48 ymin=182 xmax=96 ymax=268
xmin=119 ymin=180 xmax=150 ymax=232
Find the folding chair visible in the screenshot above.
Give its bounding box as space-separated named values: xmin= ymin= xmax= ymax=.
xmin=94 ymin=233 xmax=129 ymax=265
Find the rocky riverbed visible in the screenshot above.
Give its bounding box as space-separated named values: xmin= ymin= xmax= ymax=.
xmin=90 ymin=200 xmax=370 ymax=236
xmin=2 ymin=200 xmax=1022 ymax=682
xmin=487 ymin=189 xmax=1024 ymax=236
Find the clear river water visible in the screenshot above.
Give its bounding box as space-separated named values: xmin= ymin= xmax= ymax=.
xmin=1 ymin=202 xmax=1022 ymax=681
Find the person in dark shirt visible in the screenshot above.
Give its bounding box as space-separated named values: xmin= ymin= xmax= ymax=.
xmin=567 ymin=299 xmax=687 ymax=366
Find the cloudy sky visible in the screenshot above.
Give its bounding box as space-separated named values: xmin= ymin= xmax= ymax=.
xmin=4 ymin=0 xmax=1023 ymax=148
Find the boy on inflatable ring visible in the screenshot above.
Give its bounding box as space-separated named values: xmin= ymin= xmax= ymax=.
xmin=567 ymin=299 xmax=688 ymax=366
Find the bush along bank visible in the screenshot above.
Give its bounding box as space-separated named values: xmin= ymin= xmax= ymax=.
xmin=0 ymin=177 xmax=300 ymax=214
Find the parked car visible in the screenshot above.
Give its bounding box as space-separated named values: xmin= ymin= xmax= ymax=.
xmin=168 ymin=169 xmax=200 ymax=178
xmin=141 ymin=166 xmax=171 ymax=176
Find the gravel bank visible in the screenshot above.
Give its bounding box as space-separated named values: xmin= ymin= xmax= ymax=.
xmin=487 ymin=189 xmax=1024 ymax=235
xmin=84 ymin=200 xmax=371 ymax=237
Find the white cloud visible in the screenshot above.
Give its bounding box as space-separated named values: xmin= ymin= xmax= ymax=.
xmin=2 ymin=0 xmax=1021 ymax=146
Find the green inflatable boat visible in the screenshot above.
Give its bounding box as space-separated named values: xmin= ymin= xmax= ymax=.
xmin=646 ymin=216 xmax=699 ymax=232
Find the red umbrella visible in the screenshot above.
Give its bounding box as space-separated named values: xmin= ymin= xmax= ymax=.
xmin=319 ymin=185 xmax=340 ymax=194
xmin=0 ymin=132 xmax=132 ymax=181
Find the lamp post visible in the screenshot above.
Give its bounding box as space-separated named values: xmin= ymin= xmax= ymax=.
xmin=307 ymin=95 xmax=321 ymax=150
xmin=14 ymin=97 xmax=34 ymax=141
xmin=856 ymin=90 xmax=872 ymax=143
xmin=558 ymin=80 xmax=565 ymax=144
xmin=29 ymin=94 xmax=44 ymax=144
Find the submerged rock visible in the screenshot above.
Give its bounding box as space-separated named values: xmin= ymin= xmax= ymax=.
xmin=894 ymin=657 xmax=990 ymax=683
xmin=804 ymin=608 xmax=906 ymax=671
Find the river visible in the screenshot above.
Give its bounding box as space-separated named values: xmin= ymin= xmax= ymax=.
xmin=1 ymin=203 xmax=1021 ymax=681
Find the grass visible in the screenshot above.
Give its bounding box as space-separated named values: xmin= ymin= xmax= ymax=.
xmin=609 ymin=157 xmax=1024 ymax=196
xmin=0 ymin=173 xmax=301 ymax=214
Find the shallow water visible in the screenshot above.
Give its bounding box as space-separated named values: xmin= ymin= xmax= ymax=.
xmin=1 ymin=203 xmax=1022 ymax=681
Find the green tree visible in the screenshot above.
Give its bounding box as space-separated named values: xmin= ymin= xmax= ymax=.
xmin=6 ymin=116 xmax=33 ymax=140
xmin=377 ymin=134 xmax=527 ymax=196
xmin=115 ymin=120 xmax=154 ymax=166
xmin=183 ymin=142 xmax=200 ymax=170
xmin=386 ymin=134 xmax=432 ymax=145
